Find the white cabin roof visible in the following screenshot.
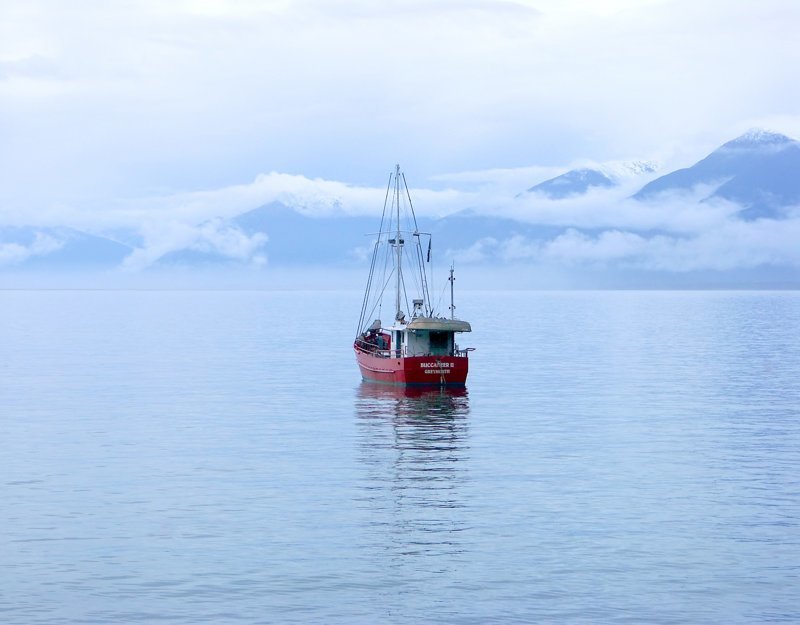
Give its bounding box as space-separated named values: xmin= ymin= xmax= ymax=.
xmin=385 ymin=317 xmax=471 ymax=333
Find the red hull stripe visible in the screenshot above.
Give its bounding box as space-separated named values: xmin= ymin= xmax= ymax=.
xmin=355 ymin=347 xmax=468 ymax=386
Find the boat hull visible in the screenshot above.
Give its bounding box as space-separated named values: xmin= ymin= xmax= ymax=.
xmin=354 ymin=346 xmax=469 ymax=386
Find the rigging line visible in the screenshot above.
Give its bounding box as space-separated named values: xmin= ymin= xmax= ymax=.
xmin=424 ymin=234 xmax=433 ymax=313
xmin=365 ymin=239 xmax=383 ymax=327
xmin=363 ymin=263 xmax=395 ymax=334
xmin=356 ymin=239 xmax=381 ymax=334
xmin=406 ymin=235 xmax=426 ymax=305
xmin=378 ymin=172 xmax=394 ymax=303
xmin=359 ymin=232 xmax=388 ymax=332
xmin=366 ymin=265 xmax=395 ymax=327
xmin=376 ymin=174 xmax=394 ymax=264
xmin=378 ymin=172 xmax=392 ymax=238
xmin=357 ymin=172 xmax=394 ymax=334
xmin=434 ymin=273 xmax=449 ymax=317
xmin=402 ymin=241 xmax=420 ymax=295
xmin=379 ymin=234 xmax=392 ymax=302
xmin=399 ymin=267 xmax=412 ymax=323
xmin=401 ymin=172 xmax=419 ymax=232
xmin=413 ymin=233 xmax=429 ymax=312
xmin=374 ymin=237 xmax=392 ymax=325
xmin=428 ymin=234 xmax=436 ymax=317
xmin=401 ymin=171 xmax=432 ymax=313
xmin=408 ymin=240 xmax=424 ymax=302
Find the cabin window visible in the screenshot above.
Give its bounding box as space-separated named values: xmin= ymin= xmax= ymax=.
xmin=430 ymin=331 xmax=449 ymax=354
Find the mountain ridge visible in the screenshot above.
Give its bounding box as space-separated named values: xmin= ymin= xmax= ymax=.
xmin=632 ymin=129 xmax=800 ymax=219
xmin=521 ymin=160 xmax=658 ymax=199
xmin=2 ymin=129 xmax=798 ymax=281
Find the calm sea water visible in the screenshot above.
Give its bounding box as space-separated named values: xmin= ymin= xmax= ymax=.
xmin=1 ymin=290 xmax=798 ymax=624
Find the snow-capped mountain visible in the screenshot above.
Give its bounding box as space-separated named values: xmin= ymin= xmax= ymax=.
xmin=2 ymin=130 xmax=797 ymax=286
xmin=633 ymin=129 xmax=800 ymax=219
xmin=601 ymin=160 xmax=659 ymax=179
xmin=523 ymin=168 xmax=616 ymax=199
xmin=522 ymin=161 xmax=658 ymax=199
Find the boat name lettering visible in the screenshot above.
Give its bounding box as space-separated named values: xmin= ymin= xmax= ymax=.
xmin=419 ymin=362 xmax=453 ymax=368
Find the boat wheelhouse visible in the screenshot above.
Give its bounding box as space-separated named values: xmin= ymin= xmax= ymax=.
xmin=354 ymin=165 xmax=473 ymax=386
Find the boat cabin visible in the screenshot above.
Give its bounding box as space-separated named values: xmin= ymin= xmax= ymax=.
xmin=360 ymin=317 xmax=471 ymax=359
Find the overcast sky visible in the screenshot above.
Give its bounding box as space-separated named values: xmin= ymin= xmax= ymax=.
xmin=2 ymin=0 xmax=799 ymax=225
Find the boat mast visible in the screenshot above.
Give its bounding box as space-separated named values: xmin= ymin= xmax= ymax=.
xmin=394 ymin=164 xmax=402 ymax=321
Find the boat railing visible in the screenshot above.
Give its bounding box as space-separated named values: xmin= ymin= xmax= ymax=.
xmin=357 ymin=337 xmax=474 ymax=360
xmin=354 ymin=337 xmax=401 ymax=359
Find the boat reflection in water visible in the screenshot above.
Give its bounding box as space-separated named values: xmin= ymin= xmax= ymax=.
xmin=355 ymin=383 xmax=470 ymax=463
xmin=357 ymin=382 xmax=470 ymax=419
xmin=354 ymin=383 xmax=471 ymax=573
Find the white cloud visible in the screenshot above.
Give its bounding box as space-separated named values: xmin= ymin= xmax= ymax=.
xmin=1 ymin=0 xmax=798 ymax=281
xmin=539 ymin=229 xmax=664 ymax=265
xmin=0 ymin=232 xmax=64 ymax=266
xmin=106 ymin=171 xmax=471 ymax=228
xmin=506 ymin=185 xmax=741 ymax=234
xmin=122 ymin=219 xmax=267 ymax=270
xmin=445 ymin=237 xmax=501 ymax=264
xmin=2 ymin=0 xmax=799 ymax=219
xmin=3 ymin=158 xmax=795 ymax=276
xmin=447 ymin=218 xmax=800 ymax=272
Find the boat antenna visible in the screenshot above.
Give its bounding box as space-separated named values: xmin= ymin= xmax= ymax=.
xmin=449 ymin=263 xmax=456 ymax=319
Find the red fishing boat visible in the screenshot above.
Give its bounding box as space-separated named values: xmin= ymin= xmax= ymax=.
xmin=354 ymin=165 xmax=473 ymax=386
